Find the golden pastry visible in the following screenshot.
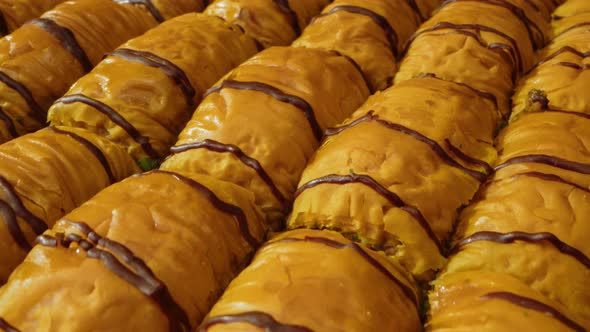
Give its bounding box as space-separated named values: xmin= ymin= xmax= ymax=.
xmin=287 ymin=76 xmax=499 ymax=279
xmin=0 ymin=171 xmax=266 ymax=331
xmin=205 ymin=0 xmax=331 ymax=48
xmin=512 ymin=28 xmax=590 ymax=120
xmin=161 ymin=46 xmax=370 ymax=225
xmin=0 ymin=126 xmax=137 ymax=282
xmin=395 ymin=0 xmax=542 ymax=116
xmin=427 ymin=271 xmax=587 ymax=332
xmin=0 ymin=0 xmax=65 ymax=35
xmin=48 ymin=13 xmax=258 ymax=164
xmin=115 ymin=0 xmax=206 ymax=22
xmin=428 ymin=3 xmax=590 ymax=329
xmin=198 ymin=229 xmax=421 ymax=332
xmin=292 ymin=0 xmax=429 ymax=92
xmin=0 ymin=0 xmax=158 ymax=144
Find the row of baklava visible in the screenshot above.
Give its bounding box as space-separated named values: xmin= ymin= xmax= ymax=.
xmin=0 ymin=0 xmax=337 ymax=280
xmin=428 ymin=0 xmax=590 ymax=330
xmin=196 ymin=0 xmax=577 ymax=331
xmin=0 ymin=0 xmax=441 ymax=330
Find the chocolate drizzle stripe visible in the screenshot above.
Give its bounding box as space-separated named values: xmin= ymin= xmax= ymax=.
xmin=0 ymin=12 xmax=7 ymax=36
xmin=328 ymin=50 xmax=374 ymax=93
xmin=445 ymin=139 xmax=494 ymax=174
xmin=314 ymin=5 xmax=399 ymax=58
xmin=405 ymin=0 xmax=426 ymax=20
xmin=55 ymin=94 xmax=160 ymax=159
xmin=0 ymin=175 xmax=48 ymax=236
xmin=0 ymin=200 xmax=30 ymax=251
xmin=204 ymin=80 xmax=323 ymax=141
xmin=110 ymin=48 xmax=195 ymax=108
xmin=47 ymin=126 xmax=115 ymax=184
xmin=27 ymin=18 xmax=92 ymax=72
xmin=417 ymin=73 xmax=500 ymax=116
xmin=551 ymin=62 xmax=590 ymax=70
xmin=404 ymin=21 xmax=522 ymax=73
xmin=170 ymin=139 xmax=288 ymax=209
xmin=324 ymin=111 xmax=487 ymax=182
xmin=495 ymin=154 xmax=590 ymax=174
xmin=450 ymin=231 xmax=590 ymax=269
xmin=439 ymin=0 xmax=542 ymax=49
xmin=272 ymin=0 xmax=301 ymax=35
xmin=273 ymin=236 xmax=419 ymax=306
xmin=480 ymin=292 xmax=586 ymax=332
xmin=0 ymin=71 xmax=44 ymax=124
xmin=543 ymin=109 xmax=590 ymax=121
xmin=114 ymin=0 xmax=164 ymax=22
xmin=554 ymin=22 xmax=590 ymax=38
xmin=0 ymin=318 xmax=19 ymax=332
xmin=508 ymin=171 xmax=590 ymax=194
xmin=0 ymin=107 xmax=17 ymax=138
xmin=38 ymin=220 xmax=191 ymax=332
xmin=294 ymin=173 xmax=443 ymax=253
xmin=199 ymin=311 xmax=313 ymax=332
xmin=144 ymin=170 xmax=260 ymax=248
xmin=536 ymin=46 xmax=590 ymax=69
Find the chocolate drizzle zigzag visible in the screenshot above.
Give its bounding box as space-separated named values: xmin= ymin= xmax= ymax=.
xmin=405 ymin=22 xmax=522 ymax=73
xmin=294 ymin=173 xmax=443 ymax=253
xmin=439 ymin=0 xmax=542 ymax=49
xmin=47 ymin=126 xmax=115 ymax=184
xmin=37 ymin=220 xmax=191 ymax=332
xmin=55 ymin=93 xmax=160 ymax=159
xmin=324 ymin=111 xmax=488 ymax=182
xmin=199 ymin=311 xmax=313 ymax=332
xmin=204 ymin=80 xmax=323 ymax=141
xmin=313 ymin=5 xmax=399 ymax=57
xmin=0 ymin=175 xmax=48 ymax=250
xmin=27 ymin=18 xmax=92 ymax=72
xmin=170 ymin=139 xmax=288 ymax=210
xmin=114 ymin=0 xmax=164 ymax=22
xmin=110 ymin=48 xmax=196 ymax=108
xmin=481 ymin=292 xmax=586 ymax=332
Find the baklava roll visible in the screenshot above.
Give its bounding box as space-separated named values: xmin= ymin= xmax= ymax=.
xmin=199 ymin=229 xmax=421 ymax=332
xmin=48 ymin=13 xmax=259 ymax=166
xmin=292 ymin=0 xmax=428 ymax=92
xmin=161 ymin=46 xmax=370 ymax=225
xmin=550 ymin=0 xmax=590 ymax=38
xmin=0 ymin=126 xmax=137 ymax=281
xmin=395 ymin=0 xmax=542 ymax=116
xmin=0 ymin=171 xmax=266 ymax=331
xmin=204 ymin=0 xmax=331 ymax=48
xmin=427 ymin=271 xmax=587 ymax=332
xmin=442 ymin=110 xmax=590 ymax=326
xmin=0 ymin=0 xmax=65 ymax=35
xmin=512 ymin=23 xmax=590 ymax=120
xmin=287 ymin=76 xmax=499 ymax=280
xmin=0 ymin=0 xmax=158 ymax=144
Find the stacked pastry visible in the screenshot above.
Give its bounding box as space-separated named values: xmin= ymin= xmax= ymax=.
xmin=0 ymin=0 xmax=375 ymax=330
xmin=0 ymin=0 xmax=333 ymax=282
xmin=0 ymin=0 xmax=210 ymax=144
xmin=427 ymin=1 xmax=590 ymax=330
xmin=198 ymin=0 xmax=568 ymax=331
